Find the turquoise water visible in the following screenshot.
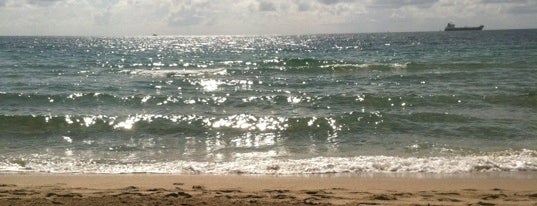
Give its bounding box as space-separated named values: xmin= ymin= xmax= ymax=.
xmin=1 ymin=30 xmax=536 ymax=174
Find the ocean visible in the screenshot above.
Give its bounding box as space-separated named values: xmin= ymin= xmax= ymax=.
xmin=1 ymin=30 xmax=536 ymax=174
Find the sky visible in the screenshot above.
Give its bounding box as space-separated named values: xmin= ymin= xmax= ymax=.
xmin=0 ymin=0 xmax=536 ymax=36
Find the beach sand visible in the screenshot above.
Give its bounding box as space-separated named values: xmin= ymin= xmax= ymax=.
xmin=1 ymin=173 xmax=536 ymax=205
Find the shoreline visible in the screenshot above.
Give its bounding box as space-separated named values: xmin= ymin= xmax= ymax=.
xmin=2 ymin=173 xmax=537 ymax=205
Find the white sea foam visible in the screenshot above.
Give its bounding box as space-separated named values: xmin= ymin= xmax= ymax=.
xmin=1 ymin=150 xmax=536 ymax=175
xmin=320 ymin=63 xmax=409 ymax=69
xmin=198 ymin=79 xmax=222 ymax=91
xmin=132 ymin=68 xmax=227 ymax=77
xmin=62 ymin=136 xmax=72 ymax=143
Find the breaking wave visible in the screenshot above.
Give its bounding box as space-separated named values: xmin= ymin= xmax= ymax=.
xmin=1 ymin=149 xmax=536 ymax=174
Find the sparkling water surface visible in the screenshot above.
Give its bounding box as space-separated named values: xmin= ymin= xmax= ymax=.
xmin=1 ymin=30 xmax=536 ymax=174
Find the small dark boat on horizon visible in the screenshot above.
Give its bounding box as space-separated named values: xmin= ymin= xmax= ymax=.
xmin=444 ymin=23 xmax=484 ymax=31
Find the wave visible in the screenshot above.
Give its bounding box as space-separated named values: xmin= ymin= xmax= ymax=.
xmin=0 ymin=91 xmax=236 ymax=112
xmin=0 ymin=114 xmax=207 ymax=135
xmin=258 ymin=58 xmax=409 ymax=72
xmin=1 ymin=149 xmax=535 ymax=174
xmin=483 ymin=92 xmax=537 ymax=108
xmin=257 ymin=58 xmax=533 ymax=72
xmin=0 ymin=109 xmax=480 ymax=136
xmin=0 ymin=90 xmax=459 ymax=114
xmin=131 ymin=68 xmax=227 ymax=78
xmin=1 ymin=108 xmax=531 ymax=153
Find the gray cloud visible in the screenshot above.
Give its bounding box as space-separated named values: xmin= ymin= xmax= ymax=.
xmin=370 ymin=0 xmax=439 ymax=9
xmin=317 ymin=0 xmax=353 ymax=5
xmin=165 ymin=1 xmax=218 ymax=28
xmin=508 ymin=4 xmax=537 ymax=14
xmin=480 ymin=0 xmax=528 ymax=4
xmin=94 ymin=11 xmax=111 ymax=26
xmin=26 ymin=0 xmax=63 ymax=6
xmin=0 ymin=0 xmax=536 ymax=36
xmin=259 ymin=1 xmax=276 ymax=11
xmin=168 ymin=10 xmax=204 ymax=27
xmin=477 ymin=0 xmax=536 ymax=14
xmin=297 ymin=2 xmax=311 ymax=11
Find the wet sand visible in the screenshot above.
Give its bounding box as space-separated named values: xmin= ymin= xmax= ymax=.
xmin=1 ymin=173 xmax=536 ymax=205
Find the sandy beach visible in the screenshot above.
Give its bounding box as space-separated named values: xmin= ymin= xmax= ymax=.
xmin=1 ymin=173 xmax=536 ymax=205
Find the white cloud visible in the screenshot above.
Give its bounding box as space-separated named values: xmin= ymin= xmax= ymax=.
xmin=0 ymin=0 xmax=535 ymax=36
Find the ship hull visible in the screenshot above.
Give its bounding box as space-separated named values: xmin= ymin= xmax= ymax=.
xmin=445 ymin=26 xmax=484 ymax=31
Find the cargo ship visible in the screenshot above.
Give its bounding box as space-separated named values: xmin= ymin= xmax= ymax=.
xmin=444 ymin=23 xmax=484 ymax=31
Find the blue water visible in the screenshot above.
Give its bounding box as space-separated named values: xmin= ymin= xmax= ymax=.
xmin=1 ymin=30 xmax=536 ymax=174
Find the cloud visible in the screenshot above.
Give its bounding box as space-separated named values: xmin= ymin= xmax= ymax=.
xmin=168 ymin=11 xmax=204 ymax=27
xmin=480 ymin=0 xmax=528 ymax=4
xmin=258 ymin=1 xmax=276 ymax=11
xmin=370 ymin=0 xmax=439 ymax=9
xmin=26 ymin=0 xmax=64 ymax=6
xmin=508 ymin=4 xmax=537 ymax=14
xmin=0 ymin=0 xmax=536 ymax=35
xmin=317 ymin=0 xmax=354 ymax=5
xmin=297 ymin=2 xmax=312 ymax=11
xmin=479 ymin=0 xmax=537 ymax=14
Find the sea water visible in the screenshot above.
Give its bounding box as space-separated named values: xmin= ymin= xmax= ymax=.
xmin=1 ymin=30 xmax=536 ymax=174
